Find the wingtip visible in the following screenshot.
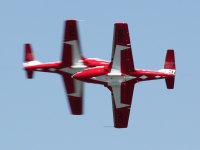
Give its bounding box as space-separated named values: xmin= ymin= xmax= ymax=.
xmin=24 ymin=43 xmax=31 ymax=46
xmin=167 ymin=49 xmax=174 ymax=52
xmin=65 ymin=19 xmax=77 ymax=23
xmin=115 ymin=22 xmax=128 ymax=25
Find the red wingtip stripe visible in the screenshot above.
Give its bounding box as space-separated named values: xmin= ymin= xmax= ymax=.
xmin=69 ymin=97 xmax=83 ymax=115
xmin=113 ymin=23 xmax=130 ymax=46
xmin=64 ymin=20 xmax=79 ymax=41
xmin=113 ymin=107 xmax=130 ymax=128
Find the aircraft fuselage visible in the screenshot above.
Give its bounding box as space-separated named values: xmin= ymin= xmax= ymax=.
xmin=24 ymin=58 xmax=109 ymax=75
xmin=73 ymin=65 xmax=175 ymax=86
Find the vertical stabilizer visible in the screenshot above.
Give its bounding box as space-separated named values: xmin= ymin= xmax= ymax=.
xmin=164 ymin=49 xmax=176 ymax=89
xmin=24 ymin=43 xmax=35 ymax=79
xmin=24 ymin=44 xmax=35 ymax=62
xmin=164 ymin=49 xmax=176 ymax=70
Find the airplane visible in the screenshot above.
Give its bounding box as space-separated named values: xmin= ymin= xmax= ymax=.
xmin=73 ymin=22 xmax=176 ymax=128
xmin=23 ymin=20 xmax=109 ymax=115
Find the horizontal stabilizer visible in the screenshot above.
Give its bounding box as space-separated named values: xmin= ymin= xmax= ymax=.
xmin=26 ymin=70 xmax=34 ymax=79
xmin=165 ymin=77 xmax=175 ymax=89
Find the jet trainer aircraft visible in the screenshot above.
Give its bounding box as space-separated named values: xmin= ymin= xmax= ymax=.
xmin=23 ymin=20 xmax=109 ymax=115
xmin=73 ymin=22 xmax=176 ymax=128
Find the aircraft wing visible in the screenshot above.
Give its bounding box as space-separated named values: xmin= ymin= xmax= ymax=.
xmin=61 ymin=20 xmax=83 ymax=68
xmin=111 ymin=22 xmax=135 ymax=74
xmin=59 ymin=20 xmax=85 ymax=115
xmin=61 ymin=74 xmax=83 ymax=115
xmin=109 ymin=81 xmax=135 ymax=128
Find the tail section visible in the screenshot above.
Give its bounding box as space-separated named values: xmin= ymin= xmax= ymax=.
xmin=165 ymin=77 xmax=175 ymax=89
xmin=24 ymin=43 xmax=40 ymax=79
xmin=164 ymin=49 xmax=176 ymax=70
xmin=26 ymin=70 xmax=34 ymax=79
xmin=24 ymin=44 xmax=35 ymax=62
xmin=164 ymin=49 xmax=176 ymax=89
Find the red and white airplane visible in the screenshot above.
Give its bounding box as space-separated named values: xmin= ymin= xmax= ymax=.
xmin=23 ymin=20 xmax=109 ymax=115
xmin=73 ymin=22 xmax=176 ymax=128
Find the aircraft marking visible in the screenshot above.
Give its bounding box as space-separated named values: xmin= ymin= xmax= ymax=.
xmin=111 ymin=85 xmax=130 ymax=108
xmin=68 ymin=79 xmax=82 ymax=98
xmin=110 ymin=45 xmax=130 ymax=74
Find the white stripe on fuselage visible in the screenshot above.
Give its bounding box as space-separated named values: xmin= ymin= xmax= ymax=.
xmin=158 ymin=69 xmax=176 ymax=75
xmin=92 ymin=74 xmax=136 ymax=85
xmin=60 ymin=66 xmax=86 ymax=74
xmin=23 ymin=60 xmax=41 ymax=67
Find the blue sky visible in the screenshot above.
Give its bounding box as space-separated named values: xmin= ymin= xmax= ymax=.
xmin=0 ymin=0 xmax=200 ymax=149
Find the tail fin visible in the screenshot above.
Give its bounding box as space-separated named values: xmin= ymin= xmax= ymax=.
xmin=24 ymin=44 xmax=35 ymax=62
xmin=164 ymin=49 xmax=176 ymax=70
xmin=165 ymin=77 xmax=175 ymax=89
xmin=164 ymin=49 xmax=176 ymax=89
xmin=24 ymin=43 xmax=35 ymax=79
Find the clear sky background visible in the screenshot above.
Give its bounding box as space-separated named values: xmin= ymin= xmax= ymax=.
xmin=0 ymin=0 xmax=200 ymax=149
